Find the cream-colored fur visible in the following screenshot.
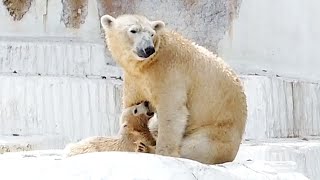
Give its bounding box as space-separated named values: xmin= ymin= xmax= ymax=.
xmin=101 ymin=14 xmax=247 ymax=164
xmin=65 ymin=102 xmax=156 ymax=157
xmin=148 ymin=115 xmax=158 ymax=140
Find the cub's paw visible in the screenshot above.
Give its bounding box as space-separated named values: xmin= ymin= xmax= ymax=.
xmin=134 ymin=141 xmax=148 ymax=153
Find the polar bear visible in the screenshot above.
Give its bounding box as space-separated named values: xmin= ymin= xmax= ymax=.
xmin=65 ymin=101 xmax=156 ymax=157
xmin=100 ymin=14 xmax=247 ymax=164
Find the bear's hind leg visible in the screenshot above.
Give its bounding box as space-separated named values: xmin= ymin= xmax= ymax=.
xmin=180 ymin=127 xmax=241 ymax=164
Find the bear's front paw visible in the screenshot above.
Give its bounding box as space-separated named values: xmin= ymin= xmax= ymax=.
xmin=155 ymin=146 xmax=180 ymax=158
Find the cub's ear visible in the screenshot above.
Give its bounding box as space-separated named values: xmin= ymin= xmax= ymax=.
xmin=151 ymin=20 xmax=165 ymax=31
xmin=101 ymin=15 xmax=116 ymax=29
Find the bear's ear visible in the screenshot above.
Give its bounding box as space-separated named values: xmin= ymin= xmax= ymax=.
xmin=101 ymin=15 xmax=116 ymax=29
xmin=151 ymin=20 xmax=165 ymax=31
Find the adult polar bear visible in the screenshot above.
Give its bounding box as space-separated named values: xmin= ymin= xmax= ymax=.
xmin=101 ymin=14 xmax=247 ymax=164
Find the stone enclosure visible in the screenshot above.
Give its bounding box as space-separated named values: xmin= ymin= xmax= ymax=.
xmin=0 ymin=1 xmax=319 ymax=179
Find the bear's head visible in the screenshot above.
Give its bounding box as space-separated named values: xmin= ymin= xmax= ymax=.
xmin=100 ymin=14 xmax=165 ymax=70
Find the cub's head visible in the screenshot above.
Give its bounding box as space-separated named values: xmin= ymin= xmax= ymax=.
xmin=119 ymin=101 xmax=154 ymax=125
xmin=119 ymin=101 xmax=155 ymax=146
xmin=100 ymin=14 xmax=165 ymax=66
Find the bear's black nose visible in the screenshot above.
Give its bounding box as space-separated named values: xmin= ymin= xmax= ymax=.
xmin=144 ymin=46 xmax=155 ymax=57
xmin=143 ymin=101 xmax=149 ymax=107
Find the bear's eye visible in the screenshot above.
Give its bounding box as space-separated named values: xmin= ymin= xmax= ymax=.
xmin=151 ymin=33 xmax=154 ymax=37
xmin=134 ymin=109 xmax=138 ymax=114
xmin=130 ymin=29 xmax=137 ymax=34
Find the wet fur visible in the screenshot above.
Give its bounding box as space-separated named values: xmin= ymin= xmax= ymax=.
xmin=101 ymin=14 xmax=247 ymax=164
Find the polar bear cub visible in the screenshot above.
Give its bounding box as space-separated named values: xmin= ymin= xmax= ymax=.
xmin=64 ymin=101 xmax=156 ymax=157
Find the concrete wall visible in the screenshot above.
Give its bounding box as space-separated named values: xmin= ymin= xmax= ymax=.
xmin=0 ymin=0 xmax=319 ymax=145
xmin=0 ymin=0 xmax=102 ymax=42
xmin=96 ymin=0 xmax=320 ymax=82
xmin=219 ymin=0 xmax=320 ymax=82
xmin=1 ymin=0 xmax=320 ymax=81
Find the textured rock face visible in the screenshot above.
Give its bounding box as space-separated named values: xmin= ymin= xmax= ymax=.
xmin=0 ymin=135 xmax=65 ymax=153
xmin=2 ymin=0 xmax=33 ymax=21
xmin=0 ymin=39 xmax=120 ymax=76
xmin=236 ymin=138 xmax=320 ymax=180
xmin=0 ymin=75 xmax=122 ymax=141
xmin=242 ymin=76 xmax=320 ymax=139
xmin=0 ymin=0 xmax=242 ymax=52
xmin=293 ymin=82 xmax=320 ymax=137
xmin=96 ymin=0 xmax=242 ymax=53
xmin=61 ymin=0 xmax=88 ymax=28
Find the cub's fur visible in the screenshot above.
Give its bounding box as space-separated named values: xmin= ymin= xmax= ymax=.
xmin=65 ymin=102 xmax=156 ymax=157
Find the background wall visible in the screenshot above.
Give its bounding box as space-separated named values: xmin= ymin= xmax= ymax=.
xmin=219 ymin=0 xmax=320 ymax=82
xmin=0 ymin=0 xmax=319 ymax=147
xmin=1 ymin=0 xmax=320 ymax=81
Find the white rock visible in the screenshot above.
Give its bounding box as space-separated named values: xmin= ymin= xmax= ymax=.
xmin=241 ymin=75 xmax=294 ymax=139
xmin=0 ymin=135 xmax=65 ymax=153
xmin=0 ymin=75 xmax=122 ymax=142
xmin=1 ymin=74 xmax=320 ymax=147
xmin=241 ymin=75 xmax=320 ymax=139
xmin=0 ymin=151 xmax=309 ymax=180
xmin=0 ymin=38 xmax=119 ymax=76
xmin=223 ymin=161 xmax=309 ymax=180
xmin=293 ymin=82 xmax=320 ymax=137
xmin=235 ymin=138 xmax=320 ymax=180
